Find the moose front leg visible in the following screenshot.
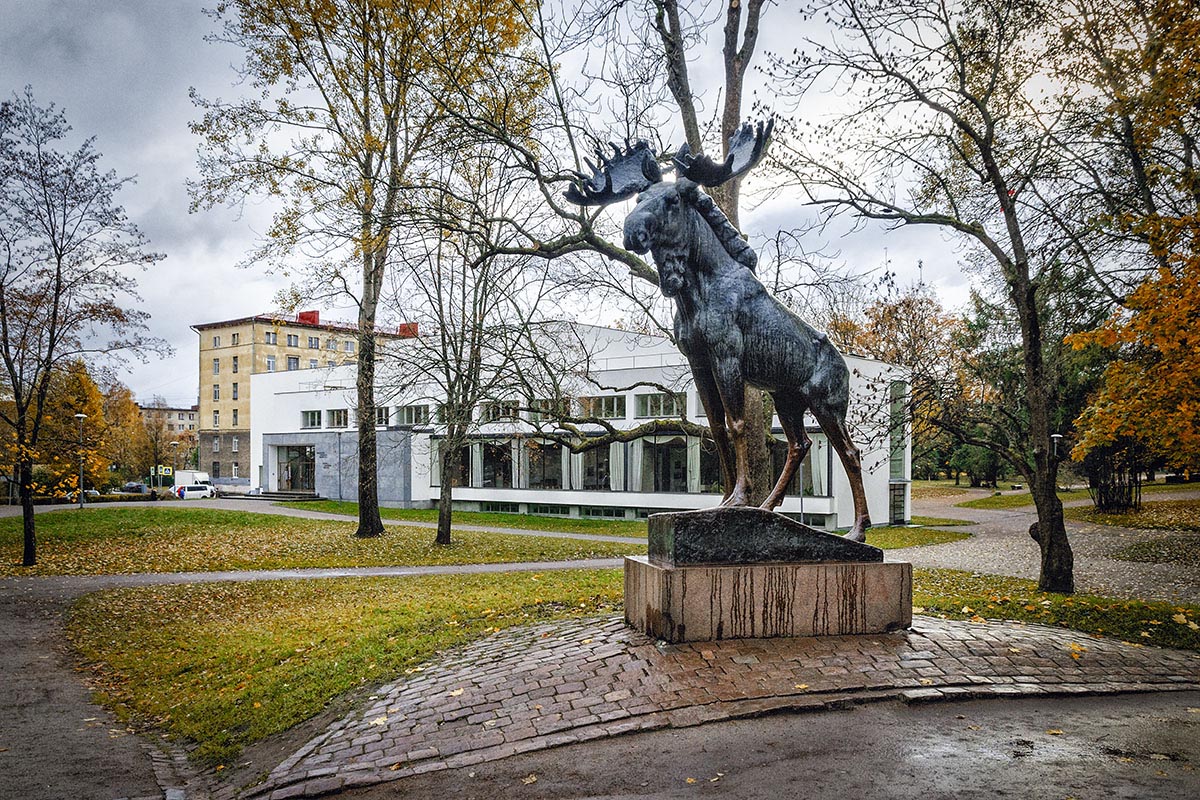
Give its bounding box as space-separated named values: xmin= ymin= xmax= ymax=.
xmin=689 ymin=357 xmax=735 ymax=501
xmin=711 ymin=359 xmax=751 ymax=507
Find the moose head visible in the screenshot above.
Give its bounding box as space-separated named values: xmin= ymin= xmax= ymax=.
xmin=564 ymin=120 xmax=774 ymax=296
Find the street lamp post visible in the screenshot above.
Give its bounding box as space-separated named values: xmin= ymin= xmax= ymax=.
xmin=170 ymin=441 xmax=179 ymax=495
xmin=74 ymin=413 xmax=86 ymax=510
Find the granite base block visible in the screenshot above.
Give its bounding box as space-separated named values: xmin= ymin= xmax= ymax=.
xmin=624 ymin=556 xmax=912 ymax=643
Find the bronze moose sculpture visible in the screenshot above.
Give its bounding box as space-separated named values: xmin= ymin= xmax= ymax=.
xmin=565 ymin=121 xmax=872 ymax=540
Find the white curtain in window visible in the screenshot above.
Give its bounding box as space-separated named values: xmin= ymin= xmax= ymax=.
xmin=609 ymin=442 xmax=625 ymax=491
xmin=470 ymin=442 xmax=483 ymax=488
xmin=687 ymin=436 xmax=701 ymax=493
xmin=430 ymin=443 xmax=441 ymax=487
xmin=568 ymin=444 xmax=581 ymax=489
xmin=627 ymin=439 xmax=642 ymax=492
xmin=811 ymin=436 xmax=828 ymax=497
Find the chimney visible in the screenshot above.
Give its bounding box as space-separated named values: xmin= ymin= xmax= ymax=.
xmin=397 ymin=322 xmax=418 ymax=338
xmin=297 ymin=310 xmax=320 ymax=325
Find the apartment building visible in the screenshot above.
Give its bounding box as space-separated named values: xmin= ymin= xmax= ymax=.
xmin=139 ymin=403 xmax=199 ymax=434
xmin=192 ymin=311 xmax=403 ymax=484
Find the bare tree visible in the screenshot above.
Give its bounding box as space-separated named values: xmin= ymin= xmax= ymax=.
xmin=766 ymin=0 xmax=1138 ymax=592
xmin=0 ymin=88 xmax=165 ymax=565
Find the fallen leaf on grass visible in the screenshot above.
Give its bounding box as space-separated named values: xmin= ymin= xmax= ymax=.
xmin=1172 ymin=613 xmax=1188 ymax=624
xmin=522 ymin=773 xmax=538 ymax=785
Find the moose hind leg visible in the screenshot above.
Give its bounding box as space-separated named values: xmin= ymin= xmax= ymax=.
xmin=814 ymin=405 xmax=871 ymax=542
xmin=761 ymin=396 xmax=811 ymax=512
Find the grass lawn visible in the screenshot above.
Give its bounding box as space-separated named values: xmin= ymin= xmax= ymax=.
xmin=914 ymin=568 xmax=1200 ymax=651
xmin=957 ymin=481 xmax=1195 ymax=511
xmin=278 ymin=500 xmax=648 ymax=537
xmin=0 ymin=508 xmax=643 ymax=576
xmin=866 ymin=526 xmax=971 ymax=549
xmin=909 ymin=515 xmax=976 ymax=527
xmin=68 ymin=566 xmax=1200 ymax=769
xmin=1064 ymin=497 xmax=1200 ymax=532
xmin=67 ymin=570 xmax=624 ymax=766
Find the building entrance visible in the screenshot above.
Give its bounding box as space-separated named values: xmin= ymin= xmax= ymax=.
xmin=277 ymin=445 xmax=316 ymax=492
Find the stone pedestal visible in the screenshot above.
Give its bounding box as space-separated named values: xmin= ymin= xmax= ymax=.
xmin=625 ymin=508 xmax=912 ymax=643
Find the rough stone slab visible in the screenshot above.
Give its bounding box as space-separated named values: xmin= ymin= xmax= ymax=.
xmin=625 ymin=555 xmax=912 ymax=642
xmin=648 ymin=507 xmax=883 ymax=566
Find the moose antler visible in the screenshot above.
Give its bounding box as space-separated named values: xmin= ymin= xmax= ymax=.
xmin=564 ymin=140 xmax=664 ymax=206
xmin=674 ymin=118 xmax=774 ymax=187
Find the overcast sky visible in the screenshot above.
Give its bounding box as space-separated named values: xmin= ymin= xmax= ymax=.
xmin=1 ymin=1 xmax=965 ymax=408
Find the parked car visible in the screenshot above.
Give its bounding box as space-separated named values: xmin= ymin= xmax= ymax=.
xmin=120 ymin=482 xmax=148 ymax=494
xmin=175 ymin=484 xmax=217 ymax=500
xmin=66 ymin=489 xmax=101 ymax=501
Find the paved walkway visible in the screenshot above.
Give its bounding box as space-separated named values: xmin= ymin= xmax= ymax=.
xmin=896 ymin=488 xmax=1200 ymax=604
xmin=237 ymin=613 xmax=1200 ymax=800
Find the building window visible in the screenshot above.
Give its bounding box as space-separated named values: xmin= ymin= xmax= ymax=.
xmin=527 ymin=441 xmax=562 ymax=490
xmin=398 ymin=404 xmax=430 ymax=425
xmin=188 ymin=424 xmax=194 ymax=431
xmin=231 ymin=332 xmax=239 ymax=346
xmin=581 ymin=446 xmax=611 ymax=491
xmin=286 ymin=333 xmax=299 ymax=347
xmin=326 ymin=338 xmax=337 ymax=350
xmin=212 ymin=437 xmax=220 ymax=453
xmin=481 ymin=400 xmax=519 ymax=422
xmin=231 ymin=463 xmax=239 ymax=478
xmin=264 ymin=331 xmax=278 ymax=344
xmin=326 ymin=360 xmax=335 ymax=368
xmin=231 ymin=383 xmax=239 ymax=400
xmin=232 ymin=356 xmax=238 ymax=374
xmin=308 ymin=336 xmax=320 ymax=349
xmin=636 ymin=393 xmax=686 ymax=418
xmin=168 ymin=423 xmax=175 ymax=431
xmin=212 ymin=384 xmax=220 ymax=401
xmin=232 ymin=408 xmax=239 ymax=426
xmin=343 ymin=340 xmax=355 ymax=353
xmin=287 ymin=356 xmax=300 ymax=371
xmin=177 ymin=412 xmax=184 ymax=420
xmin=212 ymin=335 xmax=220 ymax=347
xmin=266 ymin=356 xmax=276 ymax=372
xmin=211 ymin=358 xmax=219 ymax=375
xmin=530 ymin=398 xmax=568 ymax=423
xmin=481 ymin=442 xmax=512 ymax=488
xmin=189 ymin=412 xmax=195 ymax=420
xmin=327 ymin=408 xmax=349 ymax=428
xmin=301 ymin=410 xmax=322 ymax=429
xmin=432 ymin=444 xmax=470 ymax=487
xmin=642 ymin=435 xmax=688 ymax=492
xmin=581 ymin=395 xmax=626 ymax=419
xmin=890 ymin=380 xmax=908 ymax=481
xmin=375 ymin=407 xmax=390 ymax=426
xmin=211 ymin=461 xmax=220 ymax=478
xmin=231 ymin=436 xmax=239 ymax=453
xmin=308 ymin=358 xmax=318 ymax=369
xmin=213 ymin=411 xmax=219 ymax=428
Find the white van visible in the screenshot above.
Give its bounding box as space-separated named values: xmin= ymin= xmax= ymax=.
xmin=176 ymin=484 xmax=217 ymax=500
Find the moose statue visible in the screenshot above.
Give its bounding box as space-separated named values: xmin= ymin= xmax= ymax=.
xmin=565 ymin=120 xmax=871 ymax=541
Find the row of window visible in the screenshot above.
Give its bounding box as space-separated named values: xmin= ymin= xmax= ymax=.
xmin=210 ymin=460 xmax=239 ymax=479
xmin=211 ymin=436 xmax=240 ymax=453
xmin=431 ymin=435 xmax=832 ymax=497
xmin=211 ymin=409 xmax=239 ymax=429
xmin=210 ymin=331 xmax=355 ymax=352
xmin=370 ymin=393 xmax=684 ymax=430
xmin=212 ymin=355 xmax=341 ymax=375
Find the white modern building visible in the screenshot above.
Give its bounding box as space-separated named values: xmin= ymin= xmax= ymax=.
xmin=249 ymin=325 xmax=910 ymax=530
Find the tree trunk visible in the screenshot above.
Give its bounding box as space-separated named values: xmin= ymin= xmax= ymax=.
xmin=1028 ymin=483 xmax=1074 ymax=594
xmin=354 ymin=329 xmax=385 ymax=538
xmin=435 ymin=444 xmax=455 ymax=546
xmin=19 ymin=459 xmax=36 ymax=567
xmin=743 ymin=387 xmax=773 ymax=505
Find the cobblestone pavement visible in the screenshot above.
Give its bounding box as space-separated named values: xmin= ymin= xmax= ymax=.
xmin=238 ymin=613 xmax=1200 ymax=800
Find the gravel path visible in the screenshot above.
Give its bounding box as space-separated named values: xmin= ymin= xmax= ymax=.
xmin=895 ymin=488 xmax=1200 ymax=604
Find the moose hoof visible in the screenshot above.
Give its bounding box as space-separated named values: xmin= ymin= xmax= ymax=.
xmin=843 ymin=527 xmax=867 ymax=543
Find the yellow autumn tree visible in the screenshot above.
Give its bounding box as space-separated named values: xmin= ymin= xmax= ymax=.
xmin=1064 ymin=0 xmax=1200 ymax=470
xmin=191 ymin=0 xmax=538 ymax=538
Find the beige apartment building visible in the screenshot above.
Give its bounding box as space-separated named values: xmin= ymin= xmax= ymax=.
xmin=192 ymin=311 xmax=403 ymax=483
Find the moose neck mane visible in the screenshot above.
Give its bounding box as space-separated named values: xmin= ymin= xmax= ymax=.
xmin=689 ymin=189 xmax=757 ymax=273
